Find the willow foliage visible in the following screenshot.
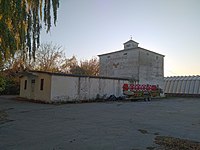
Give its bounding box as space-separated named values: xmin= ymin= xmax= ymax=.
xmin=0 ymin=0 xmax=59 ymax=63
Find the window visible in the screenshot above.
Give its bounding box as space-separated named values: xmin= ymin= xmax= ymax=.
xmin=107 ymin=56 xmax=110 ymax=58
xmin=31 ymin=79 xmax=35 ymax=83
xmin=123 ymin=53 xmax=127 ymax=55
xmin=24 ymin=80 xmax=27 ymax=90
xmin=40 ymin=79 xmax=44 ymax=90
xmin=156 ymin=56 xmax=158 ymax=60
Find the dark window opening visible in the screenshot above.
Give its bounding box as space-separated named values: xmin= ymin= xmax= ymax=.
xmin=107 ymin=56 xmax=110 ymax=58
xmin=40 ymin=79 xmax=44 ymax=90
xmin=156 ymin=56 xmax=158 ymax=60
xmin=31 ymin=79 xmax=35 ymax=83
xmin=123 ymin=53 xmax=127 ymax=55
xmin=24 ymin=80 xmax=27 ymax=90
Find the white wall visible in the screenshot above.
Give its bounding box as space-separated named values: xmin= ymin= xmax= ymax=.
xmin=99 ymin=47 xmax=164 ymax=90
xmin=139 ymin=49 xmax=164 ymax=90
xmin=51 ymin=75 xmax=129 ymax=102
xmin=51 ymin=76 xmax=79 ymax=102
xmin=99 ymin=49 xmax=139 ymax=79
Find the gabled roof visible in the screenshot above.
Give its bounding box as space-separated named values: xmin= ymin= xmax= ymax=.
xmin=123 ymin=40 xmax=139 ymax=45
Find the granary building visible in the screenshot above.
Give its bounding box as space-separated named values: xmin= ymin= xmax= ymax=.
xmin=98 ymin=39 xmax=165 ymax=89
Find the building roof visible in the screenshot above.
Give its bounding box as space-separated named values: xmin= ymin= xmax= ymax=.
xmin=123 ymin=39 xmax=139 ymax=45
xmin=20 ymin=70 xmax=130 ymax=81
xmin=98 ymin=47 xmax=165 ymax=57
xmin=164 ymin=75 xmax=200 ymax=80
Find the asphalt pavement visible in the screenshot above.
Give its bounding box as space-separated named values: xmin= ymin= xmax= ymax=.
xmin=0 ymin=96 xmax=200 ymax=150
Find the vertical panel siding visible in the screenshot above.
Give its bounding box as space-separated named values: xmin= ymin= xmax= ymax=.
xmin=189 ymin=80 xmax=195 ymax=94
xmin=198 ymin=79 xmax=200 ymax=94
xmin=176 ymin=80 xmax=182 ymax=93
xmin=169 ymin=78 xmax=175 ymax=93
xmin=193 ymin=80 xmax=200 ymax=94
xmin=164 ymin=76 xmax=200 ymax=96
xmin=164 ymin=78 xmax=169 ymax=92
xmin=172 ymin=77 xmax=178 ymax=93
xmin=164 ymin=78 xmax=169 ymax=93
xmin=180 ymin=79 xmax=187 ymax=94
xmin=184 ymin=79 xmax=190 ymax=94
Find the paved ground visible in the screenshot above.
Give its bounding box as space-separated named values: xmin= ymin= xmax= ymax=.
xmin=0 ymin=96 xmax=200 ymax=150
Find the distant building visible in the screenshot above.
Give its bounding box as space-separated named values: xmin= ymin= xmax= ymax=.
xmin=164 ymin=76 xmax=200 ymax=96
xmin=98 ymin=39 xmax=165 ymax=89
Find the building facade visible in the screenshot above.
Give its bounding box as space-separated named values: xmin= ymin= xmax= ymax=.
xmin=19 ymin=71 xmax=129 ymax=102
xmin=98 ymin=40 xmax=165 ymax=89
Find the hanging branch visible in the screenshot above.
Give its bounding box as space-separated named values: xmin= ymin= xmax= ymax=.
xmin=0 ymin=0 xmax=60 ymax=62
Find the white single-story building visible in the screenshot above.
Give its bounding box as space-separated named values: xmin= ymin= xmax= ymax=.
xmin=19 ymin=71 xmax=129 ymax=103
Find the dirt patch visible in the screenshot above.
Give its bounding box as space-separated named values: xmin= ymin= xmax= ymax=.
xmin=117 ymin=103 xmax=123 ymax=106
xmin=138 ymin=129 xmax=149 ymax=134
xmin=154 ymin=136 xmax=200 ymax=150
xmin=0 ymin=109 xmax=14 ymax=125
xmin=154 ymin=132 xmax=160 ymax=135
xmin=146 ymin=146 xmax=156 ymax=150
xmin=20 ymin=110 xmax=31 ymax=113
xmin=0 ymin=110 xmax=8 ymax=121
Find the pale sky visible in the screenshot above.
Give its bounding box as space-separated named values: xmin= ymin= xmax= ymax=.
xmin=41 ymin=0 xmax=200 ymax=77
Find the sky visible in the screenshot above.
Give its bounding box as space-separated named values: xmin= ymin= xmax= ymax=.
xmin=41 ymin=0 xmax=200 ymax=77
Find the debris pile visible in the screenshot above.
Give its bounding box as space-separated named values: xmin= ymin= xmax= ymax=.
xmin=155 ymin=136 xmax=200 ymax=150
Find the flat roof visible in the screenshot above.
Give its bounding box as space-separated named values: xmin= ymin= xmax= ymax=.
xmin=21 ymin=70 xmax=130 ymax=81
xmin=98 ymin=47 xmax=165 ymax=57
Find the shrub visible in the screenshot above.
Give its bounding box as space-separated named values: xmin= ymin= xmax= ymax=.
xmin=0 ymin=75 xmax=6 ymax=93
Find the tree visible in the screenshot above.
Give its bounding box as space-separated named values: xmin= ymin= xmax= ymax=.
xmin=68 ymin=57 xmax=99 ymax=76
xmin=0 ymin=0 xmax=59 ymax=63
xmin=2 ymin=50 xmax=27 ymax=72
xmin=60 ymin=55 xmax=78 ymax=73
xmin=34 ymin=42 xmax=65 ymax=72
xmin=0 ymin=75 xmax=6 ymax=93
xmin=0 ymin=67 xmax=20 ymax=95
xmin=2 ymin=42 xmax=66 ymax=73
xmin=79 ymin=58 xmax=99 ymax=76
xmin=70 ymin=65 xmax=87 ymax=75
